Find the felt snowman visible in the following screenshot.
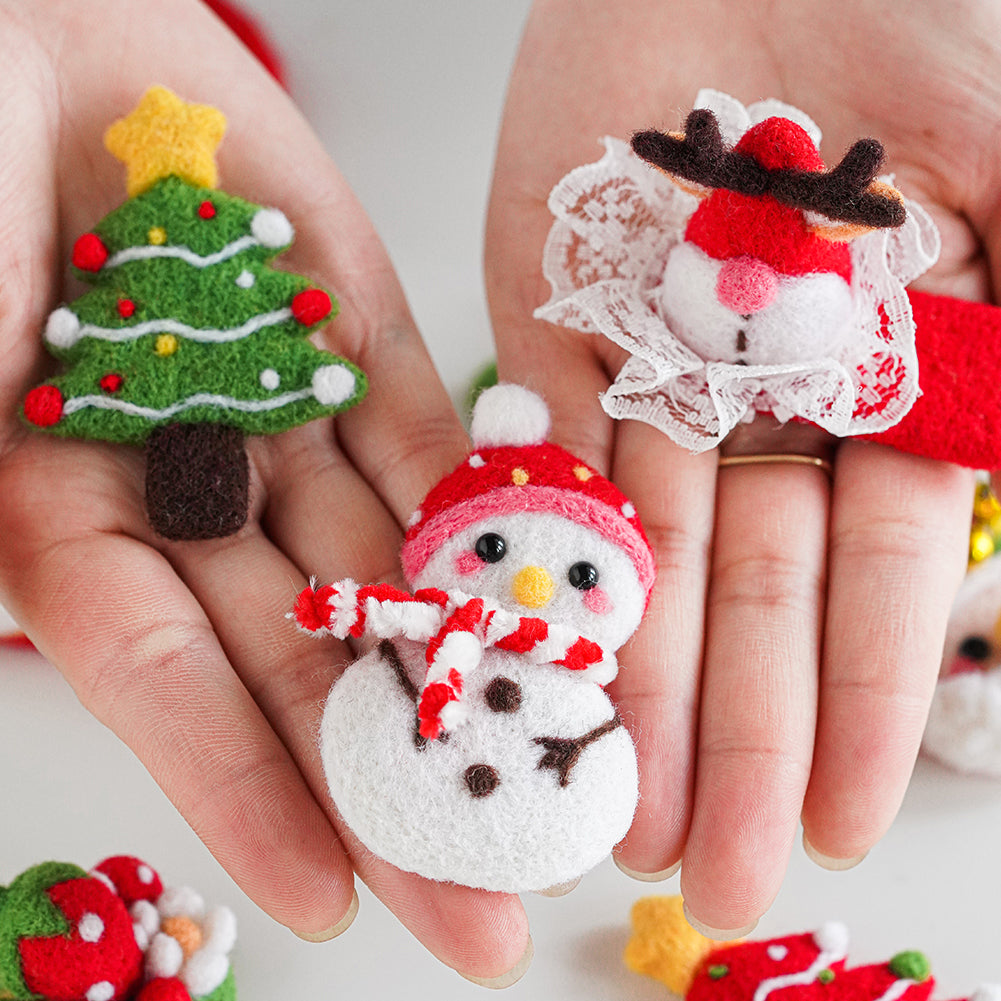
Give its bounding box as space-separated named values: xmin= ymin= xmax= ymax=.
xmin=293 ymin=384 xmax=656 ymax=893
xmin=923 ymin=552 xmax=1001 ymax=778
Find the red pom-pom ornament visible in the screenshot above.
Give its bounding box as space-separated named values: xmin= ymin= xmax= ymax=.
xmin=198 ymin=200 xmax=217 ymax=219
xmin=23 ymin=385 xmax=64 ymax=427
xmin=291 ymin=288 xmax=332 ymax=326
xmin=136 ymin=977 xmax=191 ymax=1001
xmin=100 ymin=373 xmax=124 ymax=393
xmin=72 ymin=233 xmax=109 ymax=272
xmin=92 ymin=856 xmax=163 ymax=906
xmin=117 ymin=299 xmax=136 ymax=318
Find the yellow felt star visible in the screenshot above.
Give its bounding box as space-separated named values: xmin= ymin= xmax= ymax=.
xmin=624 ymin=896 xmax=734 ymax=994
xmin=104 ymin=86 xmax=227 ymax=197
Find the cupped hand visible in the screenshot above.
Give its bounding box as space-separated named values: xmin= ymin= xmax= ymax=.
xmin=0 ymin=0 xmax=529 ymax=981
xmin=486 ymin=0 xmax=989 ymax=934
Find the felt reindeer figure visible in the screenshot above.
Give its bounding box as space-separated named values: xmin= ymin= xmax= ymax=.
xmin=629 ymin=108 xmax=905 ymax=368
xmin=536 ymin=89 xmax=1001 ymax=468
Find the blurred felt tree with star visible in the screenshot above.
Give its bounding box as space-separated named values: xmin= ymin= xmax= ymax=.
xmin=22 ymin=85 xmax=366 ymax=540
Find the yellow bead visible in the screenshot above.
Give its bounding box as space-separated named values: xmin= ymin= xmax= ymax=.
xmin=155 ymin=333 xmax=178 ymax=356
xmin=148 ymin=226 xmax=167 ymax=245
xmin=511 ymin=467 xmax=529 ymax=486
xmin=573 ymin=464 xmax=593 ymax=482
xmin=970 ymin=530 xmax=995 ymax=565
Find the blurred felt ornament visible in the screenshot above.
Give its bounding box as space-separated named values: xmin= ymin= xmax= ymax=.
xmin=293 ymin=384 xmax=655 ymax=892
xmin=923 ymin=481 xmax=1001 ymax=777
xmin=22 ymin=86 xmax=366 ymax=540
xmin=0 ymin=855 xmax=236 ymax=1001
xmin=624 ymin=895 xmax=995 ymax=1001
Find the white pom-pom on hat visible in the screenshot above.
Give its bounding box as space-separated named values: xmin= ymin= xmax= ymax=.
xmin=251 ymin=207 xmax=294 ymax=248
xmin=813 ymin=920 xmax=849 ymax=957
xmin=471 ymin=384 xmax=551 ymax=448
xmin=45 ymin=307 xmax=82 ymax=349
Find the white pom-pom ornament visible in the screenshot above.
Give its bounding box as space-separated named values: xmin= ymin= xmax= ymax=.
xmin=313 ymin=364 xmax=356 ymax=405
xmin=471 ymin=383 xmax=551 ymax=447
xmin=813 ymin=920 xmax=850 ymax=956
xmin=251 ymin=207 xmax=294 ymax=248
xmin=45 ymin=307 xmax=82 ymax=349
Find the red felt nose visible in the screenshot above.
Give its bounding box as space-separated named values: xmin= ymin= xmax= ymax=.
xmin=716 ymin=255 xmax=779 ymax=314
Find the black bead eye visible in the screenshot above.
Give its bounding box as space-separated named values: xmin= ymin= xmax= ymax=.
xmin=959 ymin=635 xmax=992 ymax=662
xmin=474 ymin=533 xmax=507 ymax=564
xmin=568 ymin=561 xmax=599 ymax=590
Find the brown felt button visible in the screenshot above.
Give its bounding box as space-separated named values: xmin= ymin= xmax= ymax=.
xmin=484 ymin=676 xmax=522 ymax=713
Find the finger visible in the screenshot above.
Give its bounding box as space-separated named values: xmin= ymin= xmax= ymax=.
xmin=163 ymin=527 xmax=532 ymax=978
xmin=680 ymin=461 xmax=829 ymax=934
xmin=608 ymin=420 xmax=715 ymax=875
xmin=254 ymin=420 xmax=406 ymax=587
xmin=0 ymin=470 xmax=352 ymax=935
xmin=0 ymin=17 xmax=58 ymax=441
xmin=801 ymin=442 xmax=972 ymax=863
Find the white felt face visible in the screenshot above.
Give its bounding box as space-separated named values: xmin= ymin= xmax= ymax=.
xmin=660 ymin=241 xmax=854 ymax=365
xmin=923 ymin=558 xmax=1001 ymax=777
xmin=410 ymin=510 xmax=646 ymax=652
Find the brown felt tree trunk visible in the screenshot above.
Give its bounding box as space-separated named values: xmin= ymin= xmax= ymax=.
xmin=144 ymin=422 xmax=249 ymax=540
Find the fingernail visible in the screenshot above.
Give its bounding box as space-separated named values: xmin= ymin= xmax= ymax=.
xmin=802 ymin=833 xmax=868 ymax=872
xmin=614 ymin=856 xmax=681 ymax=882
xmin=460 ymin=936 xmax=534 ymax=989
xmin=682 ymin=901 xmax=757 ymax=941
xmin=292 ymin=889 xmax=359 ymax=942
xmin=535 ymin=876 xmax=582 ymax=897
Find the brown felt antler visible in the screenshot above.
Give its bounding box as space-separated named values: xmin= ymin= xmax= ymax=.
xmin=631 ymin=108 xmax=905 ymax=229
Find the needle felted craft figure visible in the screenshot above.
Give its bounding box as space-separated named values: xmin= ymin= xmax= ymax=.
xmin=922 ymin=482 xmax=1001 ymax=777
xmin=21 ymin=86 xmax=366 ymax=540
xmin=0 ymin=855 xmax=237 ymax=1001
xmin=536 ymin=89 xmax=1001 ymax=468
xmin=293 ymin=384 xmax=656 ymax=893
xmin=624 ymin=895 xmax=998 ymax=1001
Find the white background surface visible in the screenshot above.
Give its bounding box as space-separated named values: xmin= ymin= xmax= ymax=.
xmin=3 ymin=1 xmax=1001 ymax=999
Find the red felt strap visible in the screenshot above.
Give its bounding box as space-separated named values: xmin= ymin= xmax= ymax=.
xmin=859 ymin=289 xmax=1001 ymax=468
xmin=202 ymin=0 xmax=286 ymax=87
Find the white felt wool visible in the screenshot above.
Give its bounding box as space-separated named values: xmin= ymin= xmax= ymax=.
xmin=923 ymin=556 xmax=1001 ymax=776
xmin=470 ymin=382 xmax=551 ymax=447
xmin=660 ymin=241 xmax=854 ymax=365
xmin=320 ymin=643 xmax=638 ymax=892
xmin=250 ymin=207 xmax=293 ymax=248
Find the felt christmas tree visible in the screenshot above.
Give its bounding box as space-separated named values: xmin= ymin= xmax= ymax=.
xmin=22 ymin=86 xmax=366 ymax=540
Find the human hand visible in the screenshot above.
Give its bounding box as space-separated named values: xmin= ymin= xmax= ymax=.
xmin=486 ymin=0 xmax=986 ymax=934
xmin=0 ymin=0 xmax=530 ymax=982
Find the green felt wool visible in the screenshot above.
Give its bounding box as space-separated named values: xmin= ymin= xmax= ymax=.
xmin=0 ymin=862 xmax=86 ymax=999
xmin=28 ymin=176 xmax=366 ymax=445
xmin=888 ymin=952 xmax=931 ymax=983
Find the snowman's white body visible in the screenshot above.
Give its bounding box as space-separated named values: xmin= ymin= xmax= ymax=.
xmin=320 ymin=638 xmax=638 ymax=892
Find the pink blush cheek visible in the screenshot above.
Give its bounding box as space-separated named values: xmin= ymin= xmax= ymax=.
xmin=583 ymin=587 xmax=613 ymax=615
xmin=454 ymin=551 xmax=483 ymax=576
